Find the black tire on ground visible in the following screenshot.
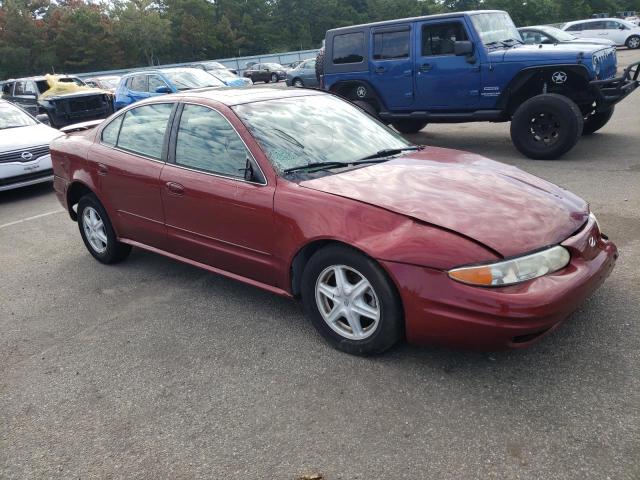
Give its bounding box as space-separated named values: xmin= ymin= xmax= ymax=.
xmin=315 ymin=48 xmax=325 ymax=83
xmin=510 ymin=93 xmax=584 ymax=160
xmin=626 ymin=35 xmax=640 ymax=49
xmin=392 ymin=120 xmax=428 ymax=134
xmin=352 ymin=100 xmax=379 ymax=119
xmin=77 ymin=194 xmax=131 ymax=264
xmin=271 ymin=73 xmax=278 ymax=83
xmin=301 ymin=244 xmax=404 ymax=355
xmin=292 ymin=78 xmax=304 ymax=87
xmin=582 ymin=106 xmax=615 ymax=135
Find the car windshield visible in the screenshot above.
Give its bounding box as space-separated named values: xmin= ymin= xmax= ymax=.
xmin=232 ymin=94 xmax=411 ymax=174
xmin=161 ymin=69 xmax=224 ymax=90
xmin=471 ymin=12 xmax=522 ymax=45
xmin=538 ymin=26 xmax=576 ymax=41
xmin=0 ymin=102 xmax=38 ymax=129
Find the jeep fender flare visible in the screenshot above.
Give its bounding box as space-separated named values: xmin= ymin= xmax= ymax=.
xmin=496 ymin=64 xmax=592 ymax=115
xmin=328 ymin=80 xmax=387 ymax=111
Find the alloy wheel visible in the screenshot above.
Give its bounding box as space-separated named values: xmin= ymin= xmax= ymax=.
xmin=82 ymin=206 xmax=108 ymax=254
xmin=315 ymin=265 xmax=381 ymax=340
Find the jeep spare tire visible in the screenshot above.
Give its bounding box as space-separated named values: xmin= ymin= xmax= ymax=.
xmin=315 ymin=48 xmax=325 ymax=83
xmin=582 ymin=106 xmax=615 ymax=135
xmin=510 ymin=94 xmax=583 ymax=160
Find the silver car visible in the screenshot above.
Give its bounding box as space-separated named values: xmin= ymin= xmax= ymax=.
xmin=285 ymin=59 xmax=319 ymax=88
xmin=0 ymin=100 xmax=62 ymax=192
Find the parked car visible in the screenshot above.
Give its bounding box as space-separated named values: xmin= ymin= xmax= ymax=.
xmin=286 ymin=58 xmax=319 ymax=87
xmin=207 ymin=69 xmax=252 ymax=87
xmin=84 ymin=76 xmax=121 ymax=92
xmin=562 ymin=18 xmax=640 ymax=48
xmin=114 ymin=68 xmax=224 ymax=109
xmin=243 ymin=63 xmax=287 ymax=83
xmin=616 ymin=11 xmax=640 ymax=26
xmin=285 ymin=60 xmax=305 ymax=70
xmin=519 ymin=25 xmax=616 ymax=47
xmin=1 ymin=75 xmax=113 ymax=128
xmin=317 ymin=10 xmax=639 ymax=159
xmin=0 ymin=100 xmax=62 ymax=191
xmin=50 ymin=88 xmax=617 ymax=354
xmin=191 ymin=60 xmax=238 ymax=75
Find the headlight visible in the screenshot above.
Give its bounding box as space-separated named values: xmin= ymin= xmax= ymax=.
xmin=448 ymin=245 xmax=570 ymax=287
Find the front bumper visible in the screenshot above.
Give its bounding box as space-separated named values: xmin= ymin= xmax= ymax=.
xmin=0 ymin=154 xmax=53 ymax=192
xmin=382 ymin=215 xmax=618 ymax=350
xmin=590 ymin=60 xmax=640 ymax=111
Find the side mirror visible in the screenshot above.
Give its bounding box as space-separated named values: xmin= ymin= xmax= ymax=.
xmin=155 ymin=86 xmax=172 ymax=94
xmin=454 ymin=41 xmax=474 ymax=56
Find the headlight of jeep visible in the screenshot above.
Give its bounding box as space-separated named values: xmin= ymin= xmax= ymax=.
xmin=448 ymin=245 xmax=570 ymax=287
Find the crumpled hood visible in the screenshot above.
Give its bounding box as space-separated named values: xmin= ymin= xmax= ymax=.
xmin=299 ymin=148 xmax=588 ymax=257
xmin=0 ymin=123 xmax=63 ymax=151
xmin=39 ymin=90 xmax=109 ymax=101
xmin=488 ymin=43 xmax=606 ymax=63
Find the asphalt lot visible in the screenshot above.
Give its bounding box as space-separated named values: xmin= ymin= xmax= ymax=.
xmin=1 ymin=50 xmax=639 ymax=479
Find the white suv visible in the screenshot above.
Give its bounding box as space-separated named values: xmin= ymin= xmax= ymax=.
xmin=0 ymin=100 xmax=62 ymax=192
xmin=563 ymin=18 xmax=640 ymax=49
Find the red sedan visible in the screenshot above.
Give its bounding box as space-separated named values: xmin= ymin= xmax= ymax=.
xmin=50 ymin=89 xmax=618 ymax=354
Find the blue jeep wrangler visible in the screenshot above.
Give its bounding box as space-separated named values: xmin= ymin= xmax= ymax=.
xmin=317 ymin=10 xmax=640 ymax=159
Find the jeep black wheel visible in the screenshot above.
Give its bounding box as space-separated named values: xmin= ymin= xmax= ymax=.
xmin=391 ymin=120 xmax=428 ymax=134
xmin=510 ymin=94 xmax=583 ymax=160
xmin=583 ymin=106 xmax=615 ymax=135
xmin=626 ymin=35 xmax=640 ymax=49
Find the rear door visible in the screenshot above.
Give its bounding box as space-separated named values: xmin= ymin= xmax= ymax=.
xmin=578 ymin=20 xmax=607 ymax=40
xmin=414 ymin=18 xmax=480 ymax=110
xmin=89 ymin=102 xmax=175 ymax=249
xmin=160 ymin=102 xmax=277 ymax=285
xmin=369 ymin=25 xmax=414 ymax=108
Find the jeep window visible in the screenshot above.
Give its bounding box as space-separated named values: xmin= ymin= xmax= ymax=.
xmin=470 ymin=12 xmax=521 ymax=45
xmin=0 ymin=101 xmax=37 ymax=129
xmin=101 ymin=115 xmax=124 ymax=146
xmin=116 ymin=103 xmax=173 ymax=160
xmin=422 ymin=22 xmax=468 ymax=56
xmin=333 ymin=32 xmax=365 ymax=64
xmin=130 ymin=75 xmax=148 ymax=92
xmin=373 ymin=30 xmax=410 ymax=60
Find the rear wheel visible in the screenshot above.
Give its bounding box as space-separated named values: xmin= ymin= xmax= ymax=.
xmin=510 ymin=93 xmax=583 ymax=160
xmin=77 ymin=194 xmax=131 ymax=264
xmin=626 ymin=35 xmax=640 ymax=49
xmin=391 ymin=120 xmax=428 ymax=134
xmin=582 ymin=106 xmax=615 ymax=135
xmin=301 ymin=245 xmax=403 ymax=355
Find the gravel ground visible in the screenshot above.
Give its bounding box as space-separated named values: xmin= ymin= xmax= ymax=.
xmin=1 ymin=49 xmax=638 ymax=480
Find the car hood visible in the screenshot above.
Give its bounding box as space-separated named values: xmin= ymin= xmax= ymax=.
xmin=0 ymin=123 xmax=63 ymax=151
xmin=488 ymin=43 xmax=607 ymax=62
xmin=299 ymin=148 xmax=588 ymax=257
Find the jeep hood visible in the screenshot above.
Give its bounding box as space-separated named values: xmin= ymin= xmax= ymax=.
xmin=488 ymin=43 xmax=608 ymax=63
xmin=299 ymin=148 xmax=588 ymax=257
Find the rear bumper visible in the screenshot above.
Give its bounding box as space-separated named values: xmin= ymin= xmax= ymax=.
xmin=590 ymin=60 xmax=640 ymax=111
xmin=382 ymin=216 xmax=618 ymax=350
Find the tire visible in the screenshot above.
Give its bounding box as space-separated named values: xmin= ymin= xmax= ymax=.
xmin=352 ymin=100 xmax=379 ymax=119
xmin=626 ymin=35 xmax=640 ymax=49
xmin=270 ymin=73 xmax=278 ymax=83
xmin=292 ymin=78 xmax=304 ymax=87
xmin=315 ymin=48 xmax=325 ymax=83
xmin=77 ymin=194 xmax=131 ymax=264
xmin=510 ymin=93 xmax=583 ymax=160
xmin=582 ymin=106 xmax=615 ymax=135
xmin=301 ymin=245 xmax=403 ymax=355
xmin=392 ymin=120 xmax=428 ymax=134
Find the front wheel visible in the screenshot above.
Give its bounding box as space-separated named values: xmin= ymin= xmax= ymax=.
xmin=292 ymin=78 xmax=304 ymax=87
xmin=510 ymin=93 xmax=583 ymax=160
xmin=77 ymin=194 xmax=131 ymax=264
xmin=270 ymin=73 xmax=278 ymax=83
xmin=626 ymin=35 xmax=640 ymax=49
xmin=391 ymin=120 xmax=428 ymax=134
xmin=583 ymin=106 xmax=615 ymax=135
xmin=301 ymin=245 xmax=403 ymax=355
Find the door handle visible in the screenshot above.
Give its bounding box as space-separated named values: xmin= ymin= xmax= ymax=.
xmin=97 ymin=163 xmax=108 ymax=176
xmin=419 ymin=63 xmax=432 ymax=72
xmin=165 ymin=181 xmax=184 ymax=196
xmin=375 ymin=66 xmax=386 ymax=73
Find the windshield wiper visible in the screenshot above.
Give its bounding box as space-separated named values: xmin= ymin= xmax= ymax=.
xmin=357 ymin=146 xmax=420 ymax=161
xmin=283 ymin=161 xmax=347 ymax=174
xmin=502 ymin=37 xmax=523 ymax=45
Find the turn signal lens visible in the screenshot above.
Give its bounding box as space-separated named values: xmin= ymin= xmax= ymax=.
xmin=448 ymin=246 xmax=570 ymax=287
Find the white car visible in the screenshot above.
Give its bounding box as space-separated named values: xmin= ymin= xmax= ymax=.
xmin=0 ymin=100 xmax=63 ymax=192
xmin=562 ymin=18 xmax=640 ymax=49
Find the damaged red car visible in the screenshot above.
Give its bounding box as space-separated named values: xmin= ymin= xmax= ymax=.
xmin=50 ymin=89 xmax=618 ymax=354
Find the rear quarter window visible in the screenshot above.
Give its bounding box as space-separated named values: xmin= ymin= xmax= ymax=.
xmin=333 ymin=32 xmax=365 ymax=64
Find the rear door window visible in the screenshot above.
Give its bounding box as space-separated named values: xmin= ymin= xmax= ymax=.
xmin=130 ymin=75 xmax=147 ymax=92
xmin=373 ymin=30 xmax=410 ymax=60
xmin=333 ymin=32 xmax=365 ymax=64
xmin=116 ymin=103 xmax=173 ymax=159
xmin=566 ymin=23 xmax=584 ymax=32
xmin=422 ymin=22 xmax=468 ymax=56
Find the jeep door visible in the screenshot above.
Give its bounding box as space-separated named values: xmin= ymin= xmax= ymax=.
xmin=414 ymin=18 xmax=480 ymax=110
xmin=369 ymin=25 xmax=414 ymax=108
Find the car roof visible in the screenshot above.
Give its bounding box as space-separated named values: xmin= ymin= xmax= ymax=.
xmin=327 ymin=9 xmax=506 ymax=33
xmin=158 ymin=87 xmax=326 ymax=107
xmin=564 ymin=17 xmax=627 ymax=25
